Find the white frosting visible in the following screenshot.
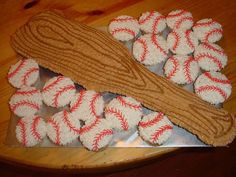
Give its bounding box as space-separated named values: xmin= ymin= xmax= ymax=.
xmin=70 ymin=90 xmax=104 ymax=122
xmin=164 ymin=55 xmax=200 ymax=84
xmin=194 ymin=71 xmax=232 ymax=104
xmin=79 ymin=119 xmax=113 ymax=151
xmin=167 ymin=29 xmax=198 ymax=55
xmin=138 ymin=11 xmax=166 ymax=34
xmin=8 ymin=59 xmax=39 ymax=88
xmin=194 ymin=42 xmax=227 ymax=71
xmin=15 ymin=115 xmax=46 ymax=147
xmin=42 ymin=76 xmax=76 ymax=108
xmin=166 ymin=9 xmax=193 ymax=30
xmin=47 ymin=110 xmax=81 ymax=146
xmin=138 ymin=112 xmax=173 ymax=145
xmin=133 ymin=34 xmax=168 ymax=65
xmin=193 ymin=18 xmax=223 ymax=43
xmin=108 ymin=15 xmax=140 ymax=41
xmin=105 ymin=96 xmax=142 ymax=131
xmin=9 ymin=86 xmax=42 ymax=117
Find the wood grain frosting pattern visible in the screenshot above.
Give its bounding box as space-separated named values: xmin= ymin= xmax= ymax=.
xmin=10 ymin=11 xmax=236 ymax=146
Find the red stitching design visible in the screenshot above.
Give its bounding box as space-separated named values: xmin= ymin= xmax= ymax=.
xmin=183 ymin=56 xmax=195 ymax=83
xmin=92 ymin=129 xmax=113 ymax=151
xmin=31 ymin=116 xmax=42 ymax=141
xmin=152 ymin=15 xmax=165 ymax=34
xmin=89 ymin=93 xmax=102 ymax=118
xmin=42 ymin=76 xmax=64 ymax=92
xmin=139 ymin=112 xmax=164 ymax=128
xmin=171 ymin=31 xmax=180 ymax=51
xmin=117 ymin=96 xmax=141 ymax=110
xmin=195 ymin=53 xmax=222 ymax=70
xmin=166 ymin=10 xmax=186 ymax=18
xmin=185 ymin=30 xmax=195 ymax=49
xmin=10 ymin=101 xmax=40 ymax=112
xmin=48 ymin=118 xmax=60 ymax=145
xmin=175 ymin=16 xmax=193 ymax=29
xmin=151 ymin=125 xmax=173 ymax=143
xmin=18 ymin=119 xmax=27 ymax=146
xmin=62 ymin=110 xmax=80 ymax=134
xmin=8 ymin=60 xmax=26 ymax=79
xmin=53 ymin=85 xmax=75 ymax=107
xmin=151 ymin=34 xmax=167 ymax=56
xmin=15 ymin=88 xmax=39 ymax=96
xmin=204 ymin=29 xmax=223 ymax=42
xmin=79 ymin=118 xmax=101 ymax=134
xmin=105 ymin=107 xmax=129 ymax=131
xmin=22 ymin=67 xmax=39 ymax=86
xmin=201 ymin=43 xmax=226 ymax=56
xmin=194 ymin=19 xmax=215 ymax=28
xmin=139 ymin=11 xmax=155 ymax=24
xmin=204 ymin=72 xmax=230 ymax=84
xmin=111 ymin=17 xmax=136 ymax=23
xmin=111 ymin=28 xmax=136 ymax=37
xmin=166 ymin=56 xmax=179 ymax=79
xmin=196 ymin=85 xmax=228 ymax=100
xmin=136 ymin=38 xmax=148 ymax=62
xmin=70 ymin=89 xmax=86 ymax=112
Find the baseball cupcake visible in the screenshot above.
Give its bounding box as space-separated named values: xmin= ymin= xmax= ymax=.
xmin=133 ymin=34 xmax=168 ymax=65
xmin=9 ymin=86 xmax=42 ymax=117
xmin=105 ymin=96 xmax=142 ymax=131
xmin=108 ymin=15 xmax=140 ymax=42
xmin=138 ymin=112 xmax=173 ymax=145
xmin=194 ymin=71 xmax=232 ymax=104
xmin=8 ymin=58 xmax=40 ymax=88
xmin=164 ymin=55 xmax=200 ymax=85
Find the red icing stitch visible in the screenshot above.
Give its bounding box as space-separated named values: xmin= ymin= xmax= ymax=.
xmin=195 ymin=53 xmax=223 ymax=70
xmin=105 ymin=107 xmax=129 ymax=131
xmin=201 ymin=43 xmax=226 ymax=56
xmin=53 ymin=85 xmax=75 ymax=107
xmin=175 ymin=16 xmax=193 ymax=29
xmin=70 ymin=89 xmax=86 ymax=112
xmin=31 ymin=116 xmax=42 ymax=141
xmin=22 ymin=67 xmax=39 ymax=86
xmin=204 ymin=72 xmax=230 ymax=84
xmin=117 ymin=96 xmax=141 ymax=110
xmin=152 ymin=15 xmax=165 ymax=34
xmin=166 ymin=56 xmax=179 ymax=80
xmin=196 ymin=85 xmax=228 ymax=100
xmin=111 ymin=28 xmax=136 ymax=37
xmin=48 ymin=118 xmax=60 ymax=145
xmin=136 ymin=38 xmax=148 ymax=62
xmin=151 ymin=125 xmax=173 ymax=143
xmin=62 ymin=110 xmax=80 ymax=134
xmin=151 ymin=34 xmax=167 ymax=56
xmin=79 ymin=118 xmax=101 ymax=134
xmin=139 ymin=11 xmax=155 ymax=24
xmin=166 ymin=10 xmax=186 ymax=18
xmin=92 ymin=129 xmax=113 ymax=151
xmin=183 ymin=56 xmax=195 ymax=83
xmin=11 ymin=101 xmax=40 ymax=112
xmin=171 ymin=31 xmax=180 ymax=51
xmin=42 ymin=76 xmax=64 ymax=92
xmin=139 ymin=112 xmax=164 ymax=128
xmin=8 ymin=60 xmax=26 ymax=79
xmin=204 ymin=29 xmax=223 ymax=42
xmin=185 ymin=30 xmax=195 ymax=49
xmin=89 ymin=93 xmax=102 ymax=118
xmin=18 ymin=119 xmax=27 ymax=146
xmin=15 ymin=88 xmax=39 ymax=96
xmin=111 ymin=17 xmax=136 ymax=23
xmin=194 ymin=19 xmax=215 ymax=28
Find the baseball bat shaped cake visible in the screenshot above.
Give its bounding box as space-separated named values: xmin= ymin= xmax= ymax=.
xmin=11 ymin=11 xmax=236 ymax=146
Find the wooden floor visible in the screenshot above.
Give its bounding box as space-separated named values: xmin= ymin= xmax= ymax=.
xmin=1 ymin=141 xmax=235 ymax=177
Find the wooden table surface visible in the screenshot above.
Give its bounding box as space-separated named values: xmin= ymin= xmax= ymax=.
xmin=0 ymin=0 xmax=236 ymax=172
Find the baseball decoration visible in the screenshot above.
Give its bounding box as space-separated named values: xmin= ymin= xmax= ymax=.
xmin=47 ymin=110 xmax=81 ymax=145
xmin=167 ymin=29 xmax=198 ymax=55
xmin=138 ymin=112 xmax=173 ymax=145
xmin=8 ymin=59 xmax=39 ymax=88
xmin=138 ymin=11 xmax=166 ymax=34
xmin=9 ymin=86 xmax=42 ymax=117
xmin=105 ymin=96 xmax=142 ymax=131
xmin=193 ymin=18 xmax=223 ymax=43
xmin=133 ymin=34 xmax=168 ymax=65
xmin=79 ymin=119 xmax=113 ymax=151
xmin=16 ymin=115 xmax=46 ymax=147
xmin=42 ymin=76 xmax=76 ymax=108
xmin=70 ymin=89 xmax=104 ymax=122
xmin=164 ymin=55 xmax=200 ymax=85
xmin=194 ymin=71 xmax=232 ymax=104
xmin=166 ymin=9 xmax=193 ymax=30
xmin=194 ymin=42 xmax=227 ymax=71
xmin=108 ymin=15 xmax=140 ymax=41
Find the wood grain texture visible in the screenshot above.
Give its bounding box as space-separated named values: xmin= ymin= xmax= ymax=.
xmin=1 ymin=0 xmax=236 ymax=171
